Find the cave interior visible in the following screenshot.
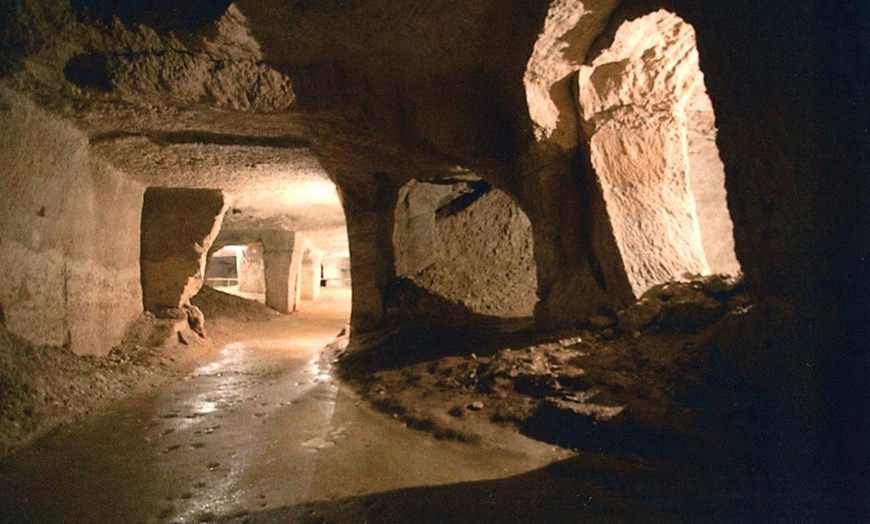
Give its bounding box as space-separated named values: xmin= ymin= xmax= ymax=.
xmin=0 ymin=0 xmax=867 ymax=520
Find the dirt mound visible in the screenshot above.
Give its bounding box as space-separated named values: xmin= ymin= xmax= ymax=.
xmin=339 ymin=275 xmax=811 ymax=473
xmin=0 ymin=313 xmax=210 ymax=457
xmin=190 ymin=285 xmax=282 ymax=322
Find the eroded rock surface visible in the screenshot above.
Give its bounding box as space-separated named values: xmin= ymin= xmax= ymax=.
xmin=394 ymin=180 xmax=537 ymax=319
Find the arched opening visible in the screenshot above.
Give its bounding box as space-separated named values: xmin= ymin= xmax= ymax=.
xmin=204 ymin=244 xmax=266 ymax=302
xmin=203 ymin=178 xmax=352 ymax=317
xmin=576 ymin=9 xmax=742 ymax=299
xmin=391 ymin=177 xmax=537 ymax=322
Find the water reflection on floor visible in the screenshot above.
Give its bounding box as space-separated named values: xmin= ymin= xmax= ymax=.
xmin=0 ymin=288 xmax=570 ymax=523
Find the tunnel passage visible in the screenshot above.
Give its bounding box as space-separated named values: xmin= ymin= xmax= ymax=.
xmin=576 ymin=10 xmax=740 ymax=300
xmin=392 ymin=178 xmax=537 ymax=320
xmin=206 ymin=233 xmax=350 ymax=312
xmin=204 ymin=244 xmax=267 ymax=301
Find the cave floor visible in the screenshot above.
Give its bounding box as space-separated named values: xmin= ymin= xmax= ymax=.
xmin=0 ymin=289 xmax=584 ymax=523
xmin=0 ymin=287 xmax=815 ymax=523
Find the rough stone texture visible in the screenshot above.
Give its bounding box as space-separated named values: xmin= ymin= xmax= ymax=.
xmin=394 ymin=180 xmax=537 ymax=318
xmin=140 ymin=187 xmax=227 ymax=314
xmin=578 ymin=11 xmax=709 ymax=300
xmin=0 ymin=89 xmax=143 ymax=356
xmin=238 ymin=242 xmax=265 ymax=294
xmin=65 ymin=48 xmax=295 ymax=112
xmin=521 ymin=0 xmax=622 ymax=326
xmin=0 ymin=0 xmax=866 ymax=513
xmin=685 ymin=82 xmax=740 ymax=275
xmin=523 ymin=0 xmax=620 ymax=148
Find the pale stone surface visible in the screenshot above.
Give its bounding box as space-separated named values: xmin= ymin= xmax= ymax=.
xmin=578 ymin=11 xmax=709 ymax=299
xmin=300 ymin=248 xmax=323 ymax=301
xmin=261 ymin=230 xmax=303 ymax=313
xmin=0 ymin=91 xmax=143 ymax=355
xmin=238 ymin=243 xmax=266 ymax=294
xmin=685 ymin=83 xmax=741 ymax=275
xmin=0 ymin=242 xmax=66 ymax=347
xmin=524 ymin=0 xmax=620 ymax=147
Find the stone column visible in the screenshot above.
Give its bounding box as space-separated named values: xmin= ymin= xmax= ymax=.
xmin=300 ymin=248 xmax=324 ymax=301
xmin=261 ymin=230 xmax=302 ymax=313
xmin=577 ymin=12 xmax=708 ymax=301
xmin=238 ymin=242 xmax=266 ymax=294
xmin=338 ymin=173 xmax=399 ymax=332
xmin=140 ymin=187 xmax=226 ymax=316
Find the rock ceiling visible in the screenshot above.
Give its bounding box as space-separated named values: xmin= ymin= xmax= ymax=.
xmin=1 ymin=0 xmax=627 ymax=254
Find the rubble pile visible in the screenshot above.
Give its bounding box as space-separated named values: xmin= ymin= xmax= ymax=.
xmin=342 ymin=274 xmax=753 ymax=456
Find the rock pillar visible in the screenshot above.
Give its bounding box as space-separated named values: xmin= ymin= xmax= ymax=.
xmin=577 ymin=11 xmax=709 ymax=300
xmin=300 ymin=248 xmax=323 ymax=301
xmin=238 ymin=242 xmax=266 ymax=294
xmin=261 ymin=230 xmax=302 ymax=313
xmin=140 ymin=187 xmax=226 ymax=315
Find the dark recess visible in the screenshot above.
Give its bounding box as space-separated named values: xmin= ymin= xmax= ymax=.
xmin=63 ymin=53 xmax=111 ymax=91
xmin=70 ymin=0 xmax=233 ymax=32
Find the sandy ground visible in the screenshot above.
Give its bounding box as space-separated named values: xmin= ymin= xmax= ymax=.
xmin=0 ymin=288 xmax=581 ymax=523
xmin=0 ymin=282 xmax=818 ymax=522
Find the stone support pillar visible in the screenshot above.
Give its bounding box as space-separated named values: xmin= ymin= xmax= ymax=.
xmin=140 ymin=187 xmax=226 ymax=315
xmin=577 ymin=12 xmax=708 ymax=300
xmin=238 ymin=242 xmax=266 ymax=294
xmin=261 ymin=230 xmax=302 ymax=313
xmin=300 ymin=248 xmax=324 ymax=301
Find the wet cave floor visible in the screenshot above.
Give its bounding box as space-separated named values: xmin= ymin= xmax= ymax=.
xmin=0 ymin=285 xmax=817 ymax=523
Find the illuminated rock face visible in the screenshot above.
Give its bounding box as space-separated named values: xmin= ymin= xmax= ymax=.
xmin=393 ymin=180 xmax=537 ymax=319
xmin=577 ymin=11 xmax=710 ymax=300
xmin=0 ymin=93 xmax=143 ymax=356
xmin=0 ymin=1 xmax=864 ymax=473
xmin=140 ymin=188 xmax=227 ymax=315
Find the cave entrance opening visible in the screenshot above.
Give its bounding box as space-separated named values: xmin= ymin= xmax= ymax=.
xmin=578 ymin=10 xmax=741 ymax=299
xmin=391 ymin=177 xmax=537 ymax=322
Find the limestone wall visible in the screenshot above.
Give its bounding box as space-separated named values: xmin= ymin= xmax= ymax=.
xmin=394 ymin=180 xmax=537 ymax=318
xmin=140 ymin=187 xmax=226 ymax=314
xmin=0 ymin=89 xmax=143 ymax=356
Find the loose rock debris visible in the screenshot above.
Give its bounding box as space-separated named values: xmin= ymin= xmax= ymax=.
xmin=339 ymin=275 xmax=768 ymax=459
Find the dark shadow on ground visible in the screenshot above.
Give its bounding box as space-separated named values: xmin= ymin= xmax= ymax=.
xmin=213 ymin=450 xmax=819 ymax=524
xmin=338 ymin=322 xmax=537 ymax=377
xmin=339 ymin=278 xmax=539 ymax=376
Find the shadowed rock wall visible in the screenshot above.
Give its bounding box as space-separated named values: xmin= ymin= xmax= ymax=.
xmin=394 ymin=180 xmax=537 ymax=318
xmin=0 ymin=89 xmax=143 ymax=356
xmin=670 ymin=1 xmax=868 ymax=515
